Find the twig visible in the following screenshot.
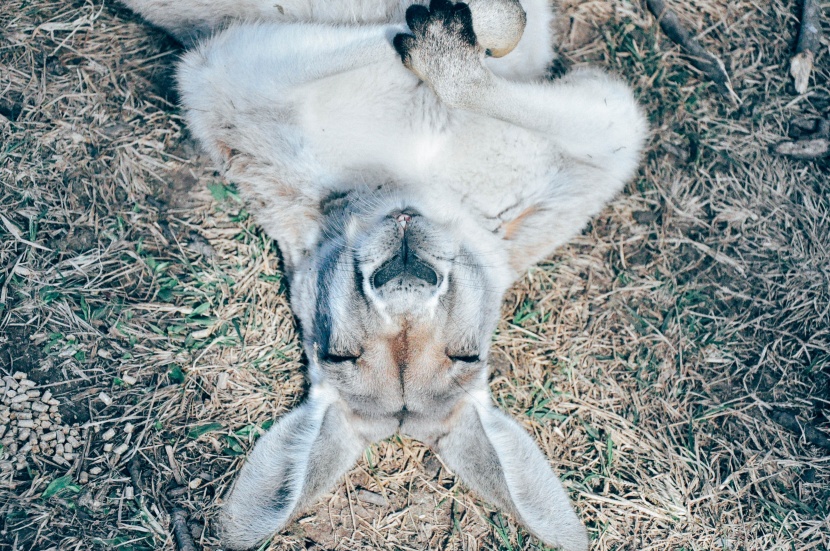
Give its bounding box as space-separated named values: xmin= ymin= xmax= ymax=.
xmin=165 ymin=444 xmax=184 ymax=485
xmin=790 ymin=0 xmax=823 ymax=94
xmin=646 ymin=0 xmax=739 ymax=105
xmin=171 ymin=509 xmax=198 ymax=551
xmin=128 ymin=456 xmax=143 ymax=498
xmin=768 ymin=409 xmax=830 ymax=450
xmin=773 ymin=116 xmax=830 ymax=160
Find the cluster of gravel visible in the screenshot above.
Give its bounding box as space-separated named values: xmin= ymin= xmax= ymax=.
xmin=0 ymin=372 xmax=82 ymax=474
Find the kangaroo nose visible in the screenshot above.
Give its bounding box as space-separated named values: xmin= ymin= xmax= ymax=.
xmin=396 ymin=212 xmax=412 ymax=230
xmin=371 ymin=238 xmax=439 ymax=289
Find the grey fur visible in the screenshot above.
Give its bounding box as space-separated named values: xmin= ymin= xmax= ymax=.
xmin=119 ymin=1 xmax=649 ymax=549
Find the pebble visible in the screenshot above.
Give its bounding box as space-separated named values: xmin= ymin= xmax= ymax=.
xmin=89 ymin=466 xmax=102 ymax=475
xmin=26 ymin=390 xmax=40 ymax=398
xmin=12 ymin=372 xmax=26 ymax=380
xmin=42 ymin=432 xmax=57 ymax=442
xmin=18 ymin=428 xmax=31 ymax=441
xmin=79 ymin=471 xmax=89 ymax=484
xmin=56 ymin=431 xmax=65 ymax=444
xmin=31 ymin=402 xmax=49 ymax=413
xmin=17 ymin=419 xmax=34 ymax=429
xmin=11 ymin=394 xmax=29 ymax=404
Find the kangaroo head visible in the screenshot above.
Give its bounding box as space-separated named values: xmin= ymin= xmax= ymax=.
xmin=221 ymin=187 xmax=588 ymax=551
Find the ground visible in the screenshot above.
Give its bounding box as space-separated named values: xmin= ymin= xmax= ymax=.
xmin=0 ymin=0 xmax=828 ymax=550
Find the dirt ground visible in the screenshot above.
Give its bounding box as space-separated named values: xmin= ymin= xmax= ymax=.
xmin=1 ymin=0 xmax=828 ymax=550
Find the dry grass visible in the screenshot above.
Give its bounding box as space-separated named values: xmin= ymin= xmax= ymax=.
xmin=1 ymin=0 xmax=828 ymax=549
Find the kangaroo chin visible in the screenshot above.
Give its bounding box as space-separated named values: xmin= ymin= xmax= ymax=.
xmin=121 ymin=0 xmax=648 ymax=549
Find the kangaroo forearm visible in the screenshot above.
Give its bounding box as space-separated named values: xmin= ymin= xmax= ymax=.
xmin=465 ymin=72 xmax=647 ymax=169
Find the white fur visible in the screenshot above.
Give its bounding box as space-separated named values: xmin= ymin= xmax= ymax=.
xmin=121 ymin=1 xmax=649 ymax=549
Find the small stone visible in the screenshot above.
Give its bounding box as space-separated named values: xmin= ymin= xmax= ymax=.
xmin=18 ymin=380 xmax=36 ymax=388
xmin=11 ymin=394 xmax=28 ymax=404
xmin=63 ymin=452 xmax=76 ymax=461
xmin=5 ymin=389 xmax=16 ymax=398
xmin=56 ymin=443 xmax=65 ymax=455
xmin=89 ymin=466 xmax=102 ymax=475
xmin=17 ymin=419 xmax=34 ymax=429
xmin=31 ymin=402 xmax=48 ymax=413
xmin=79 ymin=471 xmax=89 ymax=484
xmin=56 ymin=431 xmax=65 ymax=444
xmin=17 ymin=428 xmax=30 ymax=441
xmin=42 ymin=390 xmax=52 ymax=403
xmin=26 ymin=390 xmax=40 ymax=399
xmin=67 ymin=435 xmax=80 ymax=448
xmin=42 ymin=432 xmax=57 ymax=442
xmin=188 ymin=478 xmax=202 ymax=489
xmin=98 ymin=392 xmax=112 ymax=406
xmin=12 ymin=372 xmax=26 ymax=380
xmin=101 ymin=428 xmax=116 ymax=441
xmin=16 ymin=412 xmax=32 ymax=420
xmin=64 ymin=442 xmax=73 ymax=454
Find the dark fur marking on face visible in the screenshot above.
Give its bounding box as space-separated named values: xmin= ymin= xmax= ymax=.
xmin=319 ymin=190 xmax=351 ymax=216
xmin=390 ymin=322 xmax=410 ymax=396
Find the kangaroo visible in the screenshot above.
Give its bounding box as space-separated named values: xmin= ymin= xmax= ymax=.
xmin=121 ymin=0 xmax=647 ymax=548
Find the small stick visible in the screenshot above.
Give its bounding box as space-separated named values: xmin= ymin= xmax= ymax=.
xmin=165 ymin=445 xmax=184 ymax=485
xmin=171 ymin=509 xmax=198 ymax=551
xmin=773 ymin=116 xmax=830 ymax=160
xmin=790 ymin=0 xmax=823 ymax=94
xmin=646 ymin=0 xmax=739 ymax=105
xmin=772 ymin=138 xmax=830 ymax=160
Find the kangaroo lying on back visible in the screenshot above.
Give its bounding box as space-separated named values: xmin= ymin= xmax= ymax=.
xmin=122 ymin=0 xmax=647 ymax=548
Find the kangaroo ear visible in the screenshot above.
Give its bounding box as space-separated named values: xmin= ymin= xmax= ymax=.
xmin=436 ymin=399 xmax=589 ymax=551
xmin=220 ymin=386 xmax=366 ymax=550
